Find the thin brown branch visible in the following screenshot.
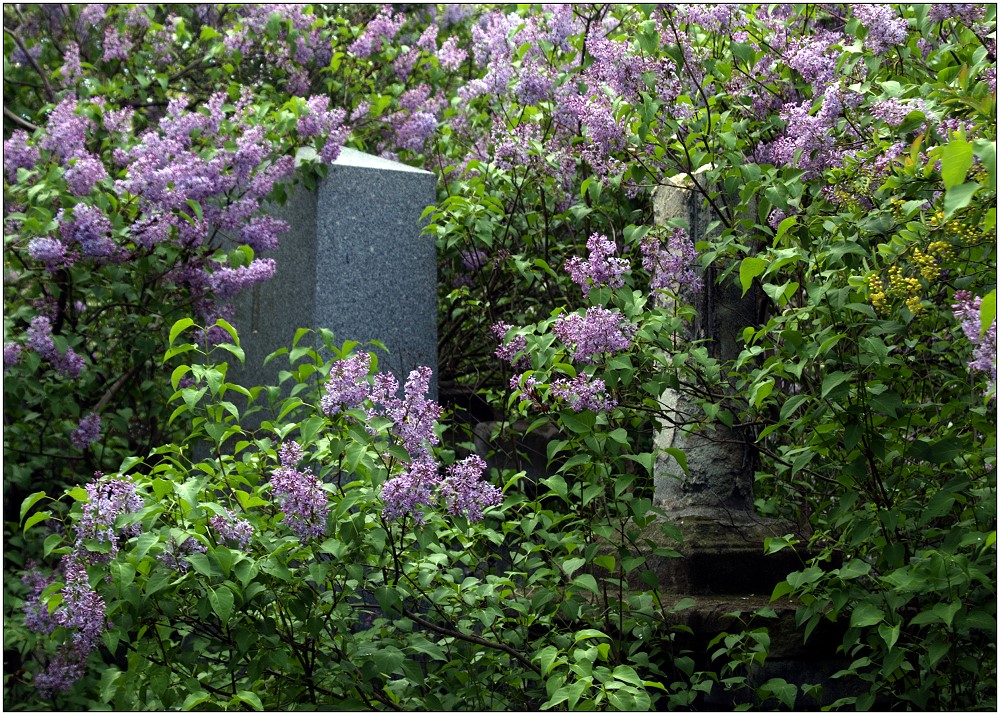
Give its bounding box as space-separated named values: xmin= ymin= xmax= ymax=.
xmin=3 ymin=106 xmax=39 ymax=132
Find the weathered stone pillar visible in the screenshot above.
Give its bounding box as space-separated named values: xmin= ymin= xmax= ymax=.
xmin=646 ymin=174 xmax=796 ymax=596
xmin=231 ymin=148 xmax=438 ymax=398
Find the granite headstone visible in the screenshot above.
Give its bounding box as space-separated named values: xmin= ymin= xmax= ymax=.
xmin=231 ymin=148 xmax=438 ymax=401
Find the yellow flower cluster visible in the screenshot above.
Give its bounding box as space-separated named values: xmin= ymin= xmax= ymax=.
xmin=930 ymin=210 xmax=981 ymax=244
xmin=868 ymin=242 xmax=953 ymax=316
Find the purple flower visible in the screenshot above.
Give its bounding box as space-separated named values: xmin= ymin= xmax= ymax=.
xmin=4 ymin=343 xmax=22 ymax=371
xmin=33 ymin=647 xmax=88 ymax=698
xmin=767 ymin=210 xmax=788 ymax=230
xmin=159 ymin=535 xmax=208 ymax=572
xmin=55 ymin=556 xmax=106 ymax=650
xmin=22 ymin=567 xmax=58 ymax=636
xmin=395 ymin=111 xmax=438 ymax=153
xmin=553 ymin=308 xmax=637 ymax=364
xmin=349 ymin=7 xmax=406 ymax=57
xmin=40 ymin=97 xmax=91 ymax=160
xmin=210 ymin=509 xmax=254 ymax=550
xmin=871 ymin=98 xmax=914 ymax=126
xmin=271 ymin=441 xmax=329 ymax=540
xmin=640 ymin=227 xmax=704 ymax=295
xmin=380 ymin=457 xmax=440 ymax=524
xmin=102 ymin=106 xmax=134 ymax=134
xmin=71 ymin=413 xmax=101 ymax=449
xmin=60 ymin=204 xmax=116 ymax=258
xmin=952 ymin=290 xmax=997 ymax=397
xmin=416 ymin=24 xmax=439 ymax=52
xmin=564 ymin=233 xmax=630 ymax=297
xmin=64 ymin=153 xmax=109 ymax=195
xmin=321 ymin=353 xmax=371 ymax=417
xmin=852 ymin=4 xmax=909 ymax=55
xmin=26 ymin=316 xmax=57 ymax=361
xmin=54 ymin=349 xmax=86 ymax=379
xmin=238 ymin=215 xmax=288 ymax=253
xmin=550 ymin=374 xmax=617 ymax=412
xmin=207 ymin=258 xmax=276 ymax=300
xmin=102 ymin=26 xmax=132 ymax=61
xmin=492 ymin=321 xmax=528 ymax=366
xmin=27 ymin=237 xmax=68 ymax=272
xmin=368 ymin=367 xmax=442 ymax=460
xmin=437 ymin=35 xmax=467 ymax=70
xmin=928 ymin=4 xmax=987 ymax=24
xmin=437 ymin=455 xmax=502 ymax=522
xmin=3 ymin=130 xmax=41 ymax=182
xmin=74 ymin=474 xmax=143 ymax=558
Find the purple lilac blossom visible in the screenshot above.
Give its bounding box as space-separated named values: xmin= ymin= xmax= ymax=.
xmin=71 ymin=413 xmax=101 ymax=449
xmin=349 ymin=7 xmax=406 ymax=57
xmin=101 ymin=25 xmax=132 ymax=61
xmin=564 ymin=233 xmax=630 ymax=297
xmin=207 ymin=258 xmax=276 ymax=300
xmin=64 ymin=153 xmax=109 ymax=195
xmin=368 ymin=367 xmax=442 ymax=460
xmin=550 ymin=374 xmax=617 ymax=412
xmin=321 ymin=353 xmax=372 ymax=417
xmin=553 ymin=308 xmax=637 ymax=364
xmin=380 ymin=457 xmax=440 ymax=523
xmin=851 ymin=4 xmax=909 ymax=55
xmin=210 ymin=510 xmax=254 ymax=550
xmin=74 ymin=474 xmax=143 ymax=557
xmin=271 ymin=441 xmax=329 ymax=540
xmin=492 ymin=321 xmax=528 ymax=366
xmin=60 ymin=204 xmax=116 ymax=258
xmin=395 ymin=111 xmax=438 ymax=153
xmin=34 ymin=650 xmax=88 ymax=698
xmin=4 ymin=343 xmax=22 ymax=371
xmin=438 ymin=455 xmax=502 ymax=522
xmin=952 ymin=291 xmax=997 ymax=397
xmin=55 ymin=556 xmax=106 ymax=649
xmin=26 ymin=316 xmax=58 ymax=360
xmin=159 ymin=535 xmax=208 ymax=572
xmin=871 ymin=98 xmax=913 ymax=126
xmin=3 ymin=130 xmax=41 ymax=181
xmin=640 ymin=228 xmax=704 ymax=295
xmin=28 ymin=237 xmax=68 ymax=271
xmin=767 ymin=210 xmax=788 ymax=230
xmin=40 ymin=97 xmax=91 ymax=160
xmin=22 ymin=567 xmax=58 ymax=636
xmin=928 ymin=4 xmax=987 ymax=24
xmin=437 ymin=35 xmax=468 ymax=70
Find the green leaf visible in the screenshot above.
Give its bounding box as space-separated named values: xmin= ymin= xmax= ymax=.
xmin=981 ymin=289 xmax=996 ymax=337
xmin=23 ymin=510 xmax=51 ymax=534
xmin=169 ymin=318 xmax=196 ymax=347
xmin=562 ymin=557 xmax=586 ymax=577
xmin=850 ymin=602 xmax=884 ymax=628
xmin=536 ymin=645 xmax=560 ymax=676
xmin=234 ymin=691 xmax=263 ymax=711
xmin=940 ymin=137 xmax=973 ymax=189
xmin=942 ymin=182 xmax=979 ymax=219
xmin=570 ymin=574 xmax=600 ymax=595
xmin=19 ymin=491 xmax=47 ymax=524
xmin=740 ymin=257 xmax=767 ymax=296
xmin=821 ymin=371 xmax=851 ymax=399
xmin=209 ymin=586 xmax=234 ymax=624
xmin=181 ymin=691 xmax=211 ymax=710
xmin=186 ymin=551 xmax=215 ymax=578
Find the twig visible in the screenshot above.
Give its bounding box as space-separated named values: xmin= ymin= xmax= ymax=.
xmin=4 ymin=106 xmax=39 ymax=132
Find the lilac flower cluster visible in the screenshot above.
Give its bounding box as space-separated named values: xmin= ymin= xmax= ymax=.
xmin=297 ymin=95 xmax=350 ymax=163
xmin=64 ymin=153 xmax=109 ymax=195
xmin=207 ymin=259 xmax=276 ymax=300
xmin=21 ymin=567 xmax=58 ymax=636
xmin=3 ymin=130 xmax=40 ymax=181
xmin=101 ymin=25 xmax=131 ymax=61
xmin=27 ymin=237 xmax=68 ymax=272
xmin=438 ymin=455 xmax=503 ymax=521
xmin=380 ymin=457 xmax=439 ymax=524
xmin=271 ymin=441 xmax=329 ymax=541
xmin=59 ymin=204 xmax=117 ymax=259
xmin=553 ymin=308 xmax=637 ymax=364
xmin=4 ymin=343 xmax=22 ymax=371
xmin=159 ymin=535 xmax=208 ymax=572
xmin=437 ymin=35 xmax=468 ymax=70
xmin=564 ymin=233 xmax=630 ymax=297
xmin=871 ymin=98 xmax=915 ymax=126
xmin=952 ymin=291 xmax=997 ymax=397
xmin=349 ymin=7 xmax=406 ymax=57
xmin=25 ymin=316 xmax=86 ymax=379
xmin=492 ymin=321 xmax=528 ymax=366
xmin=852 ymin=4 xmax=909 ymax=55
xmin=320 ymin=353 xmax=372 ymax=417
xmin=71 ymin=413 xmax=101 ymax=449
xmin=73 ymin=473 xmax=143 ymax=558
xmin=550 ymin=374 xmax=617 ymax=413
xmin=210 ymin=509 xmax=254 ymax=550
xmin=369 ymin=367 xmax=443 ymax=459
xmin=927 ymin=4 xmax=986 ymax=25
xmin=39 ymin=97 xmax=91 ymax=160
xmin=640 ymin=228 xmax=704 ymax=296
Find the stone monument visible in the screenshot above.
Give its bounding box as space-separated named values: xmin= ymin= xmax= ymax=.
xmin=230 ymin=148 xmax=438 ymax=400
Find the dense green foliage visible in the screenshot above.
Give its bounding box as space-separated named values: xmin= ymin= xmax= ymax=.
xmin=4 ymin=3 xmax=996 ymax=711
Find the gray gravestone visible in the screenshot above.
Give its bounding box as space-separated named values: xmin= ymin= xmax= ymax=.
xmin=231 ymin=148 xmax=438 ymax=400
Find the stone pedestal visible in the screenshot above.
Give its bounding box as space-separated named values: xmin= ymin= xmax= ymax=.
xmin=231 ymin=148 xmax=438 ymax=398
